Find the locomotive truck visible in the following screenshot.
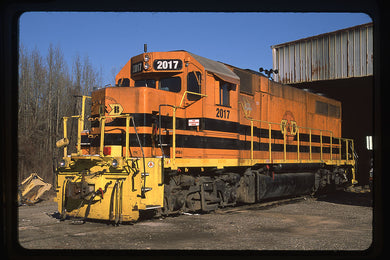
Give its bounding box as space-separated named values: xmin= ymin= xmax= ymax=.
xmin=55 ymin=50 xmax=356 ymax=224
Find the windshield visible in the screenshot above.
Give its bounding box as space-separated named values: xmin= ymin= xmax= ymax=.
xmin=134 ymin=77 xmax=181 ymax=93
xmin=134 ymin=79 xmax=156 ymax=88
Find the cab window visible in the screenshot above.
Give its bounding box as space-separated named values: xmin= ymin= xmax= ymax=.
xmin=187 ymin=71 xmax=202 ymax=100
xmin=219 ymin=82 xmax=233 ymax=107
xmin=159 ymin=77 xmax=181 ymax=93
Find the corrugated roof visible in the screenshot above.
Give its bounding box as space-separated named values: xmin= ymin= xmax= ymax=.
xmin=271 ymin=22 xmax=373 ymax=83
xmin=271 ymin=22 xmax=373 ymax=49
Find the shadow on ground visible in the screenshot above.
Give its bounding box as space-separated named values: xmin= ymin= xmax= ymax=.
xmin=317 ymin=187 xmax=372 ymax=207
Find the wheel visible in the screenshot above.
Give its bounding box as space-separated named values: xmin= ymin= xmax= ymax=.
xmin=185 ymin=192 xmax=201 ymax=212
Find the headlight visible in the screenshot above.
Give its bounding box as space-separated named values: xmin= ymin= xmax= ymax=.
xmin=111 ymin=159 xmax=118 ymax=168
xmin=59 ymin=159 xmax=66 ymax=167
xmin=144 ymin=62 xmax=150 ymax=70
xmin=144 ymin=55 xmax=150 ymax=62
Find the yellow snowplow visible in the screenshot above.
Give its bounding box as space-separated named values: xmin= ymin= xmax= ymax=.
xmin=18 ymin=173 xmax=52 ymax=205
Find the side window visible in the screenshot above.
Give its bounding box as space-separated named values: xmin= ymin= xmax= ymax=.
xmin=315 ymin=101 xmax=328 ymax=116
xmin=315 ymin=100 xmax=340 ymax=118
xmin=329 ymin=104 xmax=340 ymax=118
xmin=219 ymin=82 xmax=233 ymax=107
xmin=159 ymin=77 xmax=181 ymax=93
xmin=187 ymin=71 xmax=202 ymax=101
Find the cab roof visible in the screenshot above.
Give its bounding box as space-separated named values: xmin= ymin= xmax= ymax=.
xmin=188 ymin=52 xmax=240 ymax=84
xmin=169 ymin=50 xmax=240 ymax=84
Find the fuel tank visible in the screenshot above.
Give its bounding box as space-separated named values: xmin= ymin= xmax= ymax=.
xmin=257 ymin=172 xmax=315 ymax=200
xmin=237 ymin=170 xmax=316 ymax=203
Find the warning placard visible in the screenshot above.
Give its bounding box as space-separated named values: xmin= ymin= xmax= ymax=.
xmin=188 ymin=119 xmax=200 ymax=126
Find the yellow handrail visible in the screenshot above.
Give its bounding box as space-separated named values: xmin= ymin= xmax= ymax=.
xmin=60 ymin=96 xmax=91 ymax=156
xmin=247 ymin=117 xmax=281 ymax=162
xmin=309 ymin=129 xmax=312 ymax=160
xmin=268 ymin=123 xmax=272 ymax=162
xmin=297 ymin=128 xmax=300 ymax=161
xmin=179 ymin=90 xmax=207 ymax=108
xmin=60 ymin=94 xmax=355 ymax=172
xmin=99 ymin=116 xmax=106 ymax=156
xmin=98 ymin=114 xmax=132 ymax=157
xmin=339 ymin=138 xmax=342 ymax=160
xmin=63 ymin=117 xmax=68 ymax=157
xmin=330 ymin=132 xmax=333 ymax=162
xmin=170 ymin=91 xmax=207 ymax=168
xmin=61 ymin=113 xmax=132 ymax=158
xmin=62 ymin=115 xmax=86 ymax=155
xmin=244 ymin=115 xmax=354 ymax=164
xmin=126 ymin=116 xmax=130 ymax=159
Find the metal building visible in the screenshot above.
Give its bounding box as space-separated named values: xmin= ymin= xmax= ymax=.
xmin=271 ymin=22 xmax=373 ymax=84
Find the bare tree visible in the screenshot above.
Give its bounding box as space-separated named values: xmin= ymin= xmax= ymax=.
xmin=18 ymin=46 xmax=47 ymax=181
xmin=18 ymin=43 xmax=102 ymax=184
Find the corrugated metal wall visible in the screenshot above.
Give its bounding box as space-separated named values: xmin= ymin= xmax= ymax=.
xmin=271 ymin=23 xmax=373 ymax=84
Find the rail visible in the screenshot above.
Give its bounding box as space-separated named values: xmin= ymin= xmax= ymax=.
xmin=245 ymin=116 xmax=355 ymax=165
xmin=158 ymin=91 xmax=207 ymax=168
xmin=61 ymin=113 xmax=132 ymax=158
xmin=60 ymin=94 xmax=354 ymax=172
xmin=60 ymin=95 xmax=132 ymax=159
xmin=60 ymin=96 xmax=91 ymax=156
xmin=98 ymin=114 xmax=132 ymax=158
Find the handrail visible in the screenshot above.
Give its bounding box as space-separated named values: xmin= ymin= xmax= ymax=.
xmin=62 ymin=117 xmax=68 ymax=157
xmin=98 ymin=114 xmax=132 ymax=158
xmin=244 ymin=115 xmax=354 ymax=164
xmin=62 ymin=113 xmax=132 ymax=159
xmin=60 ymin=95 xmax=91 ymax=156
xmin=174 ymin=91 xmax=207 ymax=166
xmin=77 ymin=96 xmax=91 ymax=153
xmin=246 ymin=117 xmax=281 ymax=162
xmin=179 ymin=90 xmax=208 ymax=108
xmin=159 ymin=91 xmax=207 ymax=169
xmin=62 ymin=115 xmax=85 ymax=156
xmin=61 ymin=94 xmax=354 ymax=171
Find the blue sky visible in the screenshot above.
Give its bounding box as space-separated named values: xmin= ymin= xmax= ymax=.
xmin=19 ymin=12 xmax=372 ymax=85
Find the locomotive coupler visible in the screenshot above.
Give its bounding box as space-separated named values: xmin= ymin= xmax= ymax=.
xmin=66 ymin=180 xmax=95 ymax=200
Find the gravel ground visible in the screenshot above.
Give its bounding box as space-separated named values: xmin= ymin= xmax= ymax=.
xmin=17 ymin=189 xmax=374 ymax=253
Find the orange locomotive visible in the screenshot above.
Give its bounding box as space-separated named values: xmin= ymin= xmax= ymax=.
xmin=56 ymin=50 xmax=356 ymax=223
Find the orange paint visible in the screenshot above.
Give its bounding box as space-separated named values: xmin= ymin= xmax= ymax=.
xmin=83 ymin=51 xmax=344 ymax=162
